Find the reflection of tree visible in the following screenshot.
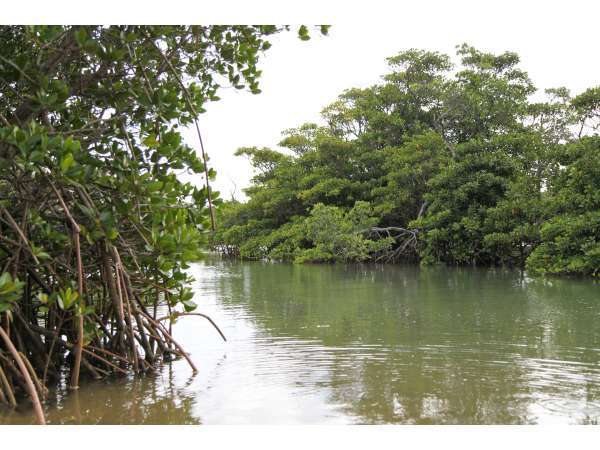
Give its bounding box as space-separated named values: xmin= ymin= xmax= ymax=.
xmin=1 ymin=363 xmax=200 ymax=425
xmin=211 ymin=260 xmax=600 ymax=424
xmin=326 ymin=349 xmax=535 ymax=424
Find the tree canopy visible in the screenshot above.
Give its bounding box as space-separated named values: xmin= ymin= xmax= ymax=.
xmin=213 ymin=45 xmax=600 ymax=277
xmin=0 ymin=25 xmax=327 ymax=419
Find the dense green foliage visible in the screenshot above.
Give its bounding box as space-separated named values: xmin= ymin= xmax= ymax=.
xmin=526 ymin=136 xmax=600 ymax=276
xmin=0 ymin=25 xmax=326 ymax=416
xmin=213 ymin=45 xmax=600 ymax=276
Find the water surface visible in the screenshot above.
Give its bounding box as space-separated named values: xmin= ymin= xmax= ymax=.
xmin=2 ymin=260 xmax=600 ymax=424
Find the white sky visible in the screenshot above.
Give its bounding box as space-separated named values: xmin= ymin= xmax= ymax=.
xmin=179 ymin=6 xmax=600 ymax=200
xmin=4 ymin=1 xmax=600 ymax=201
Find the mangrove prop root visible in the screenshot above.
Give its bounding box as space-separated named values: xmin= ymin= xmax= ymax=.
xmin=157 ymin=312 xmax=227 ymax=342
xmin=69 ymin=229 xmax=84 ymax=390
xmin=0 ymin=26 xmax=262 ymax=424
xmin=18 ymin=351 xmax=47 ymax=398
xmin=0 ymin=365 xmax=16 ymax=407
xmin=0 ymin=327 xmax=45 ymax=424
xmin=0 ymin=232 xmax=231 ymax=421
xmin=0 ymin=166 xmax=233 ymax=423
xmin=140 ymin=312 xmax=198 ymax=373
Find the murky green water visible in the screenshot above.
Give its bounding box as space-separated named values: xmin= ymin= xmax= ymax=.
xmin=2 ymin=259 xmax=600 ymax=424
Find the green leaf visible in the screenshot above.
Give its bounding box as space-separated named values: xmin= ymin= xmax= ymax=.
xmin=143 ymin=134 xmax=159 ymax=148
xmin=75 ymin=28 xmax=88 ymax=46
xmin=298 ymin=25 xmax=310 ymax=41
xmin=182 ymin=299 xmax=197 ymax=312
xmin=60 ymin=153 xmax=74 ymax=173
xmin=0 ymin=272 xmax=10 ymax=286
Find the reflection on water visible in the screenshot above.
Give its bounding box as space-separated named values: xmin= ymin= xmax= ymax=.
xmin=0 ymin=364 xmax=201 ymax=425
xmin=2 ymin=259 xmax=600 ymax=424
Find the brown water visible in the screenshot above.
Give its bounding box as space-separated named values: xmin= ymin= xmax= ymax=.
xmin=2 ymin=259 xmax=600 ymax=424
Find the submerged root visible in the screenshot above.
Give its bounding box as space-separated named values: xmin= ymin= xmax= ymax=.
xmin=0 ymin=238 xmax=225 ymax=423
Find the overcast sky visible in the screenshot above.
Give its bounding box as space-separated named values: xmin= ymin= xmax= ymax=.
xmin=183 ymin=7 xmax=599 ymax=201
xmin=5 ymin=2 xmax=599 ymax=200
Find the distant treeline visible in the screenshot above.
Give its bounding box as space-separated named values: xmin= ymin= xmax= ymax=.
xmin=212 ymin=45 xmax=600 ymax=277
